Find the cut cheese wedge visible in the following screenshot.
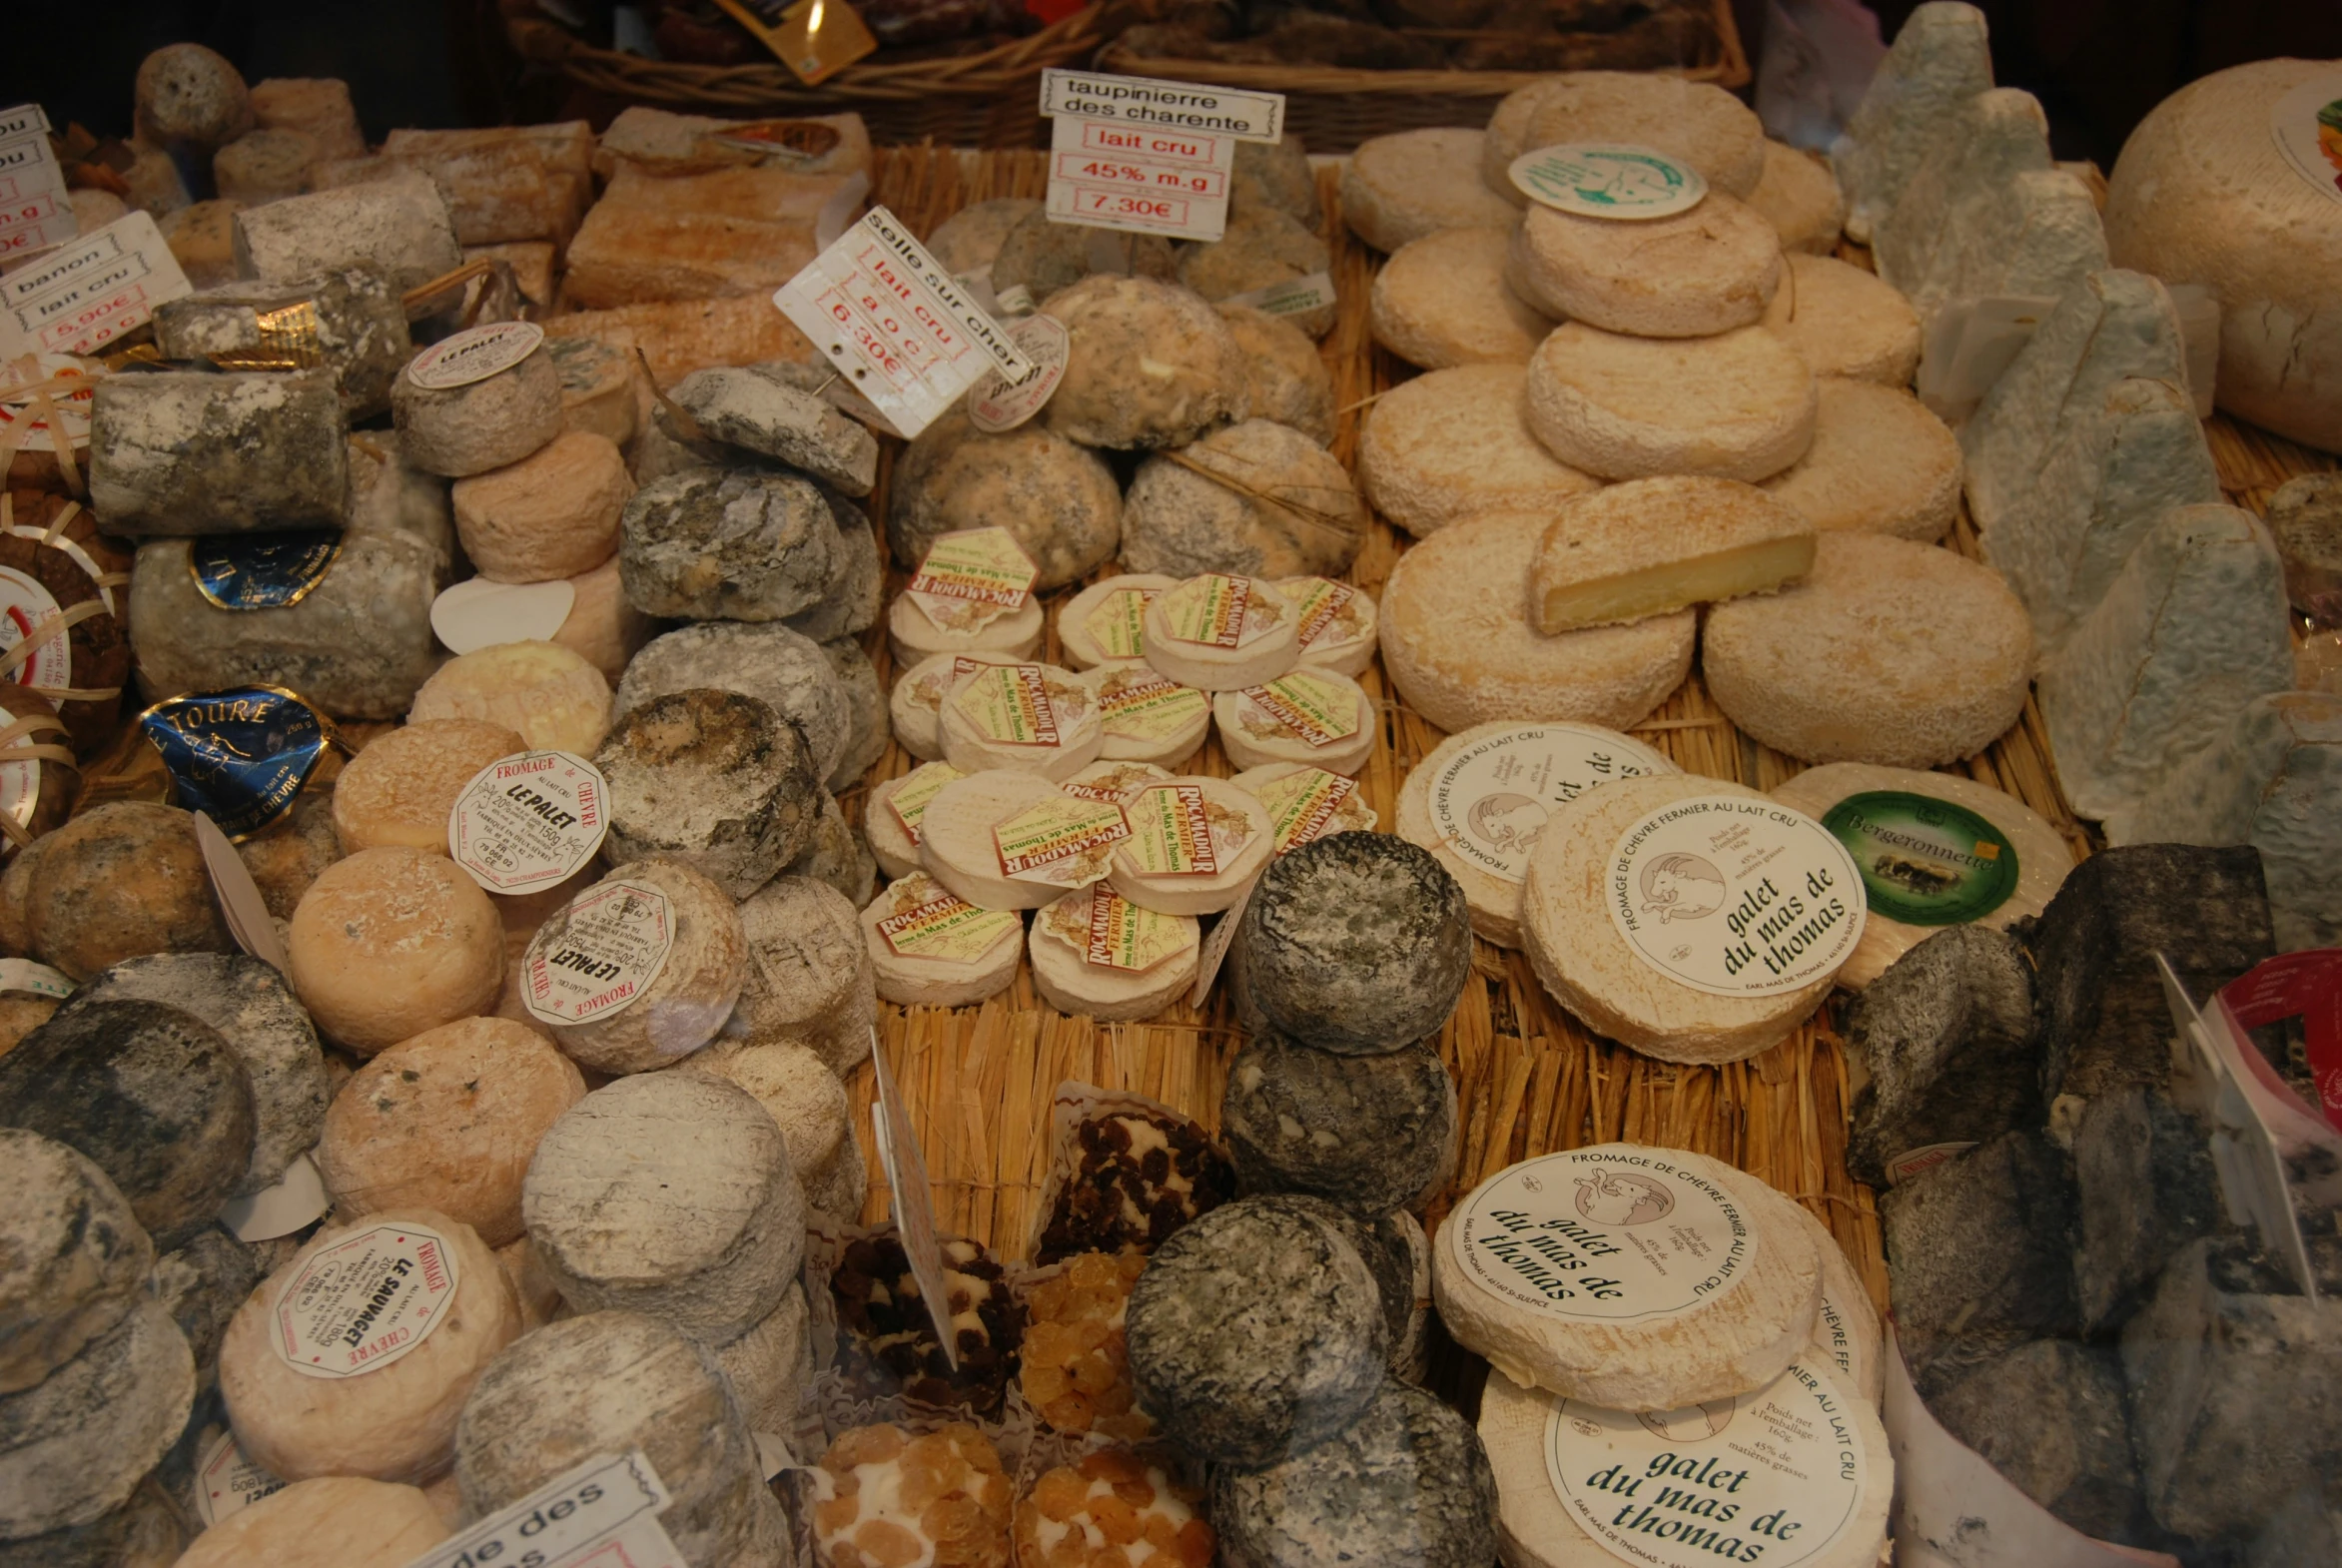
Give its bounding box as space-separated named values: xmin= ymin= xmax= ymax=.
xmin=889 ymin=650 xmax=1020 ymax=762
xmin=866 ymin=761 xmax=965 ymax=880
xmin=1029 ymin=883 xmax=1199 ymax=1021
xmin=1434 ymin=1145 xmax=1823 ymax=1412
xmin=938 ymin=661 xmax=1103 ymax=780
xmin=860 ymin=871 xmax=1024 ymax=1008
xmin=1107 ymin=778 xmax=1273 ymax=916
xmin=1141 ymin=573 xmax=1299 ymax=691
xmin=1529 ymin=477 xmax=1815 ymax=632
xmin=1082 ymin=662 xmax=1212 ymax=769
xmin=914 ymin=769 xmax=1082 ymax=912
xmin=884 ymin=589 xmax=1043 ymax=671
xmin=1769 ymin=761 xmax=2075 ymax=991
xmin=1057 ymin=573 xmax=1174 ymax=669
xmin=1212 ymin=667 xmax=1376 ymax=776
xmin=1278 ymin=576 xmax=1377 ymax=677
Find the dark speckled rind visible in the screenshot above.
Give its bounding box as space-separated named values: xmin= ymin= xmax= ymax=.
xmin=0 ymin=1001 xmax=255 ymax=1249
xmin=594 ymin=688 xmax=821 ymax=900
xmin=618 ymin=467 xmax=838 ymax=622
xmin=90 ymin=371 xmax=350 ymax=535
xmin=1223 ymin=1033 xmax=1456 ymax=1214
xmin=1126 ymin=1194 xmax=1386 ymax=1468
xmin=1235 ymin=833 xmax=1472 ymax=1054
xmin=0 ymin=1476 xmax=184 ymax=1568
xmin=148 ymin=1225 xmax=261 ymax=1384
xmin=154 ymin=265 xmax=411 ymax=419
xmin=1210 ymin=1379 xmax=1498 ymax=1568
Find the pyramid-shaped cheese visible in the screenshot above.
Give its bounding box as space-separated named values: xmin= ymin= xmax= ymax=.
xmin=2112 ymin=691 xmax=2342 ymax=951
xmin=1831 ymin=1 xmax=1993 ymax=243
xmin=2038 ymin=504 xmax=2293 ymax=823
xmin=1874 ymin=88 xmax=2052 ymax=299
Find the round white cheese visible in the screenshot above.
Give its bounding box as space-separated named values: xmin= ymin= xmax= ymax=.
xmin=938 ymin=660 xmax=1104 ymax=781
xmin=890 ymin=649 xmax=1021 ymax=762
xmin=1511 ymin=194 xmax=1782 ymax=340
xmin=711 ymin=1280 xmax=810 ymax=1435
xmin=866 ymin=762 xmax=961 ymax=880
xmin=1758 ymin=252 xmax=1925 ymax=388
xmin=917 ymin=769 xmax=1079 ymax=913
xmin=1748 ymin=140 xmax=1846 ymax=254
xmin=1526 ymin=322 xmax=1818 ymax=483
xmin=524 ymin=857 xmax=748 ymax=1075
xmin=1485 ymin=73 xmax=1767 ymax=205
xmin=1357 ymin=364 xmax=1602 ymax=539
xmin=1142 ymin=573 xmax=1300 ymax=692
xmin=287 ymin=847 xmax=505 ymax=1056
xmin=1729 ymin=1171 xmax=1883 ymax=1406
xmin=1057 ymin=573 xmax=1176 ymax=669
xmin=1030 ymin=884 xmax=1200 ymax=1021
xmin=1370 ymin=228 xmax=1553 ymax=371
xmin=1107 ymin=777 xmax=1273 ymax=917
xmin=1212 ymin=667 xmax=1376 ymax=776
xmin=1759 ymin=378 xmax=1960 ymax=542
xmin=1279 ymin=576 xmax=1378 ymax=678
xmin=861 ymin=871 xmax=1025 ymax=1008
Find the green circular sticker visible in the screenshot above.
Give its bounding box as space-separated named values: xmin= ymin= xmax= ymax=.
xmin=1820 ymin=791 xmax=2018 ymax=927
xmin=1508 ymin=142 xmax=1709 ymax=220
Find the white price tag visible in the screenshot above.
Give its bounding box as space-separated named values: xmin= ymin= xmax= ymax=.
xmin=1037 ymin=70 xmax=1283 ymax=244
xmin=449 ymin=750 xmax=608 ymax=897
xmin=966 ymin=313 xmax=1068 ymax=432
xmin=430 ymin=577 xmax=576 ymax=654
xmin=220 ymin=1151 xmax=332 ymax=1242
xmin=0 ymin=212 xmax=191 ymax=359
xmin=397 ymin=1451 xmax=686 ymax=1568
xmin=869 ymin=1026 xmax=961 ymax=1372
xmin=772 ymin=206 xmax=1030 ymax=440
xmin=0 ymin=114 xmax=74 ymax=261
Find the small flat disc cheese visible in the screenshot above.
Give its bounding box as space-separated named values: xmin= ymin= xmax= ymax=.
xmin=1748 ymin=139 xmax=1847 ymax=255
xmin=1769 ymin=761 xmax=2075 ymax=991
xmin=1212 ymin=668 xmax=1375 ymax=776
xmin=1526 ymin=322 xmax=1818 ymax=483
xmin=1057 ymin=573 xmax=1175 ymax=669
xmin=1760 ymin=379 xmax=1960 ymax=542
xmin=866 ymin=762 xmax=964 ymax=880
xmin=407 ymin=641 xmax=613 ymax=756
xmin=1278 ymin=576 xmax=1378 ymax=677
xmin=1512 ymin=194 xmax=1782 ymax=340
xmin=939 ymin=661 xmax=1104 ymax=781
xmin=1083 ymin=663 xmax=1212 ymax=769
xmin=1729 ymin=1169 xmax=1883 ymax=1406
xmin=1759 ymin=253 xmax=1923 ymax=387
xmin=860 ymin=872 xmax=1025 ymax=1009
xmin=1142 ymin=574 xmax=1300 ymax=692
xmin=1106 ymin=777 xmax=1273 ymax=917
xmin=1030 ymin=884 xmax=1200 ymax=1021
xmin=890 ymin=650 xmax=1021 ymax=762
xmin=916 ymin=770 xmax=1073 ymax=912
xmin=332 ymin=719 xmax=526 ymax=855
xmin=1369 ymin=229 xmax=1552 ymax=371
xmin=1340 ymin=127 xmax=1519 ymax=253
xmin=1434 ymin=1145 xmax=1822 ymax=1412
xmin=885 ymin=590 xmax=1044 ymax=671
xmin=1356 ymin=364 xmax=1601 ymax=539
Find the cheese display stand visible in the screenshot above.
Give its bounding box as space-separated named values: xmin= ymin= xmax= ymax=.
xmin=2 ymin=17 xmax=2341 ymax=1568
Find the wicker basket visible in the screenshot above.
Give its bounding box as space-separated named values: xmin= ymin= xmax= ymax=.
xmin=502 ymin=3 xmax=1115 ymax=146
xmin=1098 ymin=0 xmax=1749 ymax=151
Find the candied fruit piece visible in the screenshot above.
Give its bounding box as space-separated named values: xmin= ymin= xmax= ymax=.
xmin=1082 ymin=1449 xmax=1144 ymax=1486
xmin=898 ymin=1456 xmax=955 ymax=1514
xmin=1074 ymin=1352 xmax=1118 ymax=1396
xmin=1025 ymin=1360 xmax=1072 ymax=1406
xmin=827 ymin=1423 xmax=908 ymax=1469
xmin=1088 ymin=1493 xmax=1143 ymax=1546
xmin=1048 ymin=1391 xmax=1096 ymax=1431
xmin=815 ymin=1494 xmax=863 ymax=1536
xmin=1143 ymin=1512 xmax=1178 ymax=1551
xmin=1172 ymin=1518 xmax=1215 ymax=1568
xmin=1031 ymin=1467 xmax=1090 ymax=1522
xmin=853 ymin=1518 xmax=927 ymax=1568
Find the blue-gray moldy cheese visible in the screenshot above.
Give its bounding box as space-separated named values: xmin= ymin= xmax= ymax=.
xmin=0 ymin=1129 xmax=153 ymax=1396
xmin=593 ymin=688 xmax=821 ymax=901
xmin=657 ymin=363 xmax=879 ymax=497
xmin=615 ymin=619 xmax=852 ymax=784
xmin=90 ymin=371 xmax=350 ymax=535
xmin=1221 ymin=1032 xmax=1455 ymax=1216
xmin=617 ymin=466 xmax=840 ymax=622
xmin=153 ymin=265 xmax=411 ymax=418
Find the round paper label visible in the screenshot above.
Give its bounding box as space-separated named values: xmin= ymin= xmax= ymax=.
xmin=523 ymin=880 xmax=674 ymax=1026
xmin=1819 ymin=790 xmax=2018 ymax=927
xmin=1430 ymin=725 xmax=1674 ymax=886
xmin=1084 ymin=587 xmax=1155 ymax=660
xmin=1510 ymin=143 xmax=1710 ymax=221
xmin=0 ymin=565 xmax=70 ymax=694
xmin=271 ymin=1221 xmax=460 ymax=1380
xmin=1446 ymin=1148 xmax=1757 ymax=1321
xmin=405 ymin=321 xmax=546 ymax=390
xmin=450 ymin=750 xmax=610 ymax=896
xmin=967 ymin=314 xmax=1069 ymax=432
xmin=1606 ymin=795 xmax=1865 ymax=998
xmin=196 ymin=1429 xmax=286 ymax=1525
xmin=2271 ymin=70 xmax=2342 ymax=207
xmin=1543 ymin=1362 xmax=1870 ymax=1568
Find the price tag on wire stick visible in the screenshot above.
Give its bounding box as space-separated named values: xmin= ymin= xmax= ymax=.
xmin=402 ymin=1450 xmax=687 ymax=1568
xmin=772 ymin=206 xmax=1030 ymax=440
xmin=868 ymin=1025 xmax=960 ymax=1371
xmin=193 ymin=810 xmax=292 ymax=973
xmin=0 ymin=212 xmax=192 ymax=359
xmin=0 ymin=111 xmax=74 ymax=260
xmin=1038 ymin=69 xmax=1285 ymax=243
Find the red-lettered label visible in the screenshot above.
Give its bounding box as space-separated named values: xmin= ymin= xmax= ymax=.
xmin=448 ymin=750 xmax=607 ymax=896
xmin=270 ymin=1222 xmax=459 ymax=1380
xmin=522 ymin=880 xmax=674 ymax=1026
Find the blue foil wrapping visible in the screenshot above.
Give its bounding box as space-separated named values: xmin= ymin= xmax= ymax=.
xmin=138 ymin=685 xmax=335 ymax=839
xmin=189 ymin=530 xmax=345 ymax=610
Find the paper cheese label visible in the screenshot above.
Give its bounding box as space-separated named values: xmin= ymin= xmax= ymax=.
xmin=1254 ymin=767 xmax=1371 ymax=854
xmin=1281 ymin=576 xmax=1362 ymax=649
xmin=0 ymin=958 xmax=69 ymax=999
xmin=1158 ymin=573 xmax=1279 ymax=647
xmin=886 ymin=761 xmax=964 ymax=844
xmin=1510 ymin=143 xmax=1709 ymax=221
xmin=2271 ymin=70 xmax=2342 ymax=206
xmin=405 ymin=320 xmax=546 ymax=389
xmin=1123 ymin=783 xmax=1222 ymax=875
xmin=0 ymin=125 xmax=73 ymax=259
xmin=406 ymin=1450 xmax=685 ymax=1568
xmin=0 ymin=563 xmax=69 ymax=692
xmin=1061 ymin=761 xmax=1168 ymax=804
xmin=906 ymin=526 xmax=1038 ymax=633
xmin=1081 ymin=884 xmax=1187 ymax=972
xmin=1606 ymin=795 xmax=1866 ymax=998
xmin=0 ymin=212 xmax=190 ymax=359
xmin=1543 ymin=1362 xmax=1870 ymax=1568
xmin=1447 ymin=1149 xmax=1757 ymax=1321
xmin=1039 ymin=69 xmax=1282 ymax=243
xmin=523 ymin=880 xmax=674 ymax=1026
xmin=271 ymin=1221 xmax=459 ymax=1379
xmin=966 ymin=312 xmax=1069 ymax=432
xmin=954 ymin=663 xmax=1071 ymax=748
xmin=1430 ymin=725 xmax=1675 ymax=886
xmin=1224 ymin=271 xmax=1337 ymax=321
xmin=877 ymin=882 xmax=1021 ymax=963
xmin=1233 ymin=670 xmax=1360 ymax=748
xmin=994 ymin=795 xmax=1130 ymax=887
xmin=1084 ymin=587 xmax=1155 ymax=659
xmin=1094 ymin=666 xmax=1208 ymax=740
xmin=196 ymin=1430 xmax=286 ymax=1525
xmin=1818 ymin=791 xmax=2017 ymax=927
xmin=139 ymin=686 xmax=334 ymax=841
xmin=449 ymin=750 xmax=609 ymax=896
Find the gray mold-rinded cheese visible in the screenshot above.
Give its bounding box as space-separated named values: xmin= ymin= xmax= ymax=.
xmin=731 ymin=875 xmax=873 ymax=1058
xmin=618 ymin=466 xmax=838 ymax=621
xmin=2038 ymin=504 xmax=2294 ymax=823
xmin=1219 ymin=304 xmax=1337 ymax=446
xmin=2111 ymin=691 xmax=2342 ymax=951
xmin=1235 ymin=833 xmax=1473 ymax=1056
xmin=614 ymin=620 xmax=851 ymax=783
xmin=2269 ymin=472 xmax=2342 ymax=620
xmin=0 ymin=1000 xmax=254 ymax=1249
xmin=232 ymin=167 xmax=463 ymax=293
xmin=675 ymin=1040 xmax=862 ymax=1223
xmin=0 ymin=1130 xmax=153 ymax=1396
xmin=2255 ymin=1490 xmax=2342 ymax=1567
xmin=72 ymin=954 xmax=328 ymax=1196
xmin=993 ymin=209 xmax=1177 ymax=300
xmin=1843 ymin=926 xmax=2039 ymax=1188
xmin=0 ymin=1296 xmax=194 ymax=1537
xmin=1233 ymin=134 xmax=1321 ymax=232
xmin=523 ymin=1075 xmax=803 ymax=1343
xmin=887 ymin=407 xmax=1122 ymax=590
xmin=1212 ymin=1379 xmax=1498 ymax=1568
xmin=816 ymin=635 xmax=888 ymax=792
xmin=1121 ymin=418 xmax=1368 ymax=580
xmin=1882 ymin=1131 xmax=2078 ymax=1397
xmin=1177 ymin=209 xmax=1335 ymax=339
xmin=782 ymin=495 xmax=883 ymax=646
xmin=19 ymin=804 xmax=234 ymax=983
xmin=2027 ymin=844 xmax=2273 ymax=1114
xmin=455 ymin=1310 xmax=783 ymax=1568
xmin=2073 ymin=1085 xmax=2224 ymax=1336
xmin=0 ymin=1478 xmax=184 ymax=1568
xmin=1127 ymin=1194 xmax=1386 ymax=1467
xmin=2121 ymin=1236 xmax=2342 ymax=1544
xmin=660 ymin=364 xmax=878 ymax=496
xmin=128 ymin=432 xmax=454 ymax=720
xmin=531 ymin=859 xmax=748 ymax=1075
xmin=923 ymin=198 xmax=1040 ymax=277
xmin=547 ymin=333 xmax=640 ymax=446
xmin=153 ymin=266 xmax=411 ymax=418
xmin=710 ymin=1281 xmax=809 ymax=1435
xmin=90 ymin=371 xmax=349 ymax=535
xmin=137 ymin=43 xmax=253 ymax=146
xmin=148 ymin=1224 xmax=261 ymax=1385
xmin=391 ymin=339 xmax=563 ymax=478
xmin=593 ymin=689 xmax=820 ymax=900
xmin=1922 ymin=1339 xmax=2149 ymax=1544
xmin=1222 ymin=1034 xmax=1455 ymax=1216
xmin=1830 ymin=2 xmax=1993 ymax=243
xmin=784 ymin=788 xmax=877 ymax=911
xmin=1041 ymin=275 xmax=1250 ymax=451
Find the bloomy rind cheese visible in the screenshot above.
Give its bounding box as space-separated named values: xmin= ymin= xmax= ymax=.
xmin=0 ymin=1129 xmax=153 ymax=1396
xmin=861 ymin=872 xmax=1024 ymax=1009
xmin=916 ymin=770 xmax=1068 ymax=912
xmin=1512 ymin=195 xmax=1783 ymax=340
xmin=1487 ymin=71 xmax=1767 ymax=205
xmin=1058 ymin=575 xmax=1176 ymax=669
xmin=391 ymin=343 xmax=563 ymax=479
xmin=1731 ymin=1173 xmax=1884 ymax=1405
xmin=939 ymin=661 xmax=1105 ymax=781
xmin=1029 ymin=888 xmax=1200 ymax=1022
xmin=1369 ymin=229 xmax=1552 ymax=371
xmin=1141 ymin=574 xmax=1301 ymax=692
xmin=533 ymin=858 xmax=748 ymax=1075
xmin=287 ymin=847 xmax=505 ymax=1057
xmin=0 ymin=1295 xmax=195 ymax=1538
xmin=1356 ymin=364 xmax=1601 ymax=539
xmin=1106 ymin=777 xmax=1274 ymax=918
xmin=1212 ymin=671 xmax=1375 ymax=777
xmin=887 ymin=591 xmax=1046 ymax=674
xmin=1758 ymin=379 xmax=1960 ymax=542
xmin=1522 ymin=775 xmax=1843 ymax=1064
xmin=1759 ymin=253 xmax=1924 ymax=388
xmin=594 ymin=688 xmax=821 ymax=900
xmin=1526 ymin=323 xmax=1818 ymax=483
xmin=1341 ymin=128 xmax=1520 ymax=253
xmin=331 ymin=719 xmax=527 ymax=855
xmin=407 ymin=641 xmax=614 ymax=757
xmin=165 ymin=1475 xmax=447 ymax=1568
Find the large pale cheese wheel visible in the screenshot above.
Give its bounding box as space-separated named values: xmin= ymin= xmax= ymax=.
xmin=915 ymin=769 xmax=1066 ymax=912
xmin=1341 ymin=128 xmax=1520 ymax=253
xmin=408 ymin=640 xmax=614 ymax=756
xmin=1526 ymin=476 xmax=1816 ymax=633
xmin=710 ymin=1281 xmax=810 ymax=1434
xmin=1357 ymin=364 xmax=1601 ymax=538
xmin=1729 ymin=1170 xmax=1883 ymax=1406
xmin=1436 ymin=1145 xmax=1822 ymax=1410
xmin=861 ymin=871 xmax=1024 ymax=1008
xmin=168 ymin=1475 xmax=447 ymax=1568
xmin=0 ymin=1129 xmax=152 ymax=1395
xmin=1758 ymin=379 xmax=1960 ymax=541
xmin=331 ymin=719 xmax=526 ymax=854
xmin=1769 ymin=761 xmax=2076 ymax=991
xmin=524 ymin=1074 xmax=802 ymax=1342
xmin=1371 ymin=229 xmax=1553 ymax=371
xmin=531 ymin=858 xmax=748 ymax=1075
xmin=1526 ymin=322 xmax=1818 ymax=482
xmin=1378 ymin=512 xmax=1694 ymax=733
xmin=2104 ymin=59 xmax=2342 ymax=453
xmin=1486 ymin=72 xmax=1767 ymax=205
xmin=318 ymin=1017 xmax=585 ymax=1246
xmin=1704 ymin=533 xmax=2034 ymax=767
xmin=1758 ymin=252 xmax=1924 ymax=387
xmin=219 ymin=1208 xmax=520 ymax=1484
xmin=454 ymin=1309 xmax=783 ymax=1567
xmin=939 ymin=660 xmax=1104 ymax=781
xmin=288 ymin=847 xmax=505 ymax=1056
xmin=450 ymin=429 xmax=630 ymax=583
xmin=1512 ymin=194 xmax=1783 ymax=339
xmin=1748 ymin=140 xmax=1846 ymax=254
xmin=1106 ymin=776 xmax=1274 ymax=917
xmin=672 ymin=1038 xmax=861 ymax=1217
xmin=0 ymin=1296 xmax=193 ymax=1537
xmin=24 ymin=803 xmax=232 ymax=982
xmin=1521 ymin=774 xmax=1843 ymax=1063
